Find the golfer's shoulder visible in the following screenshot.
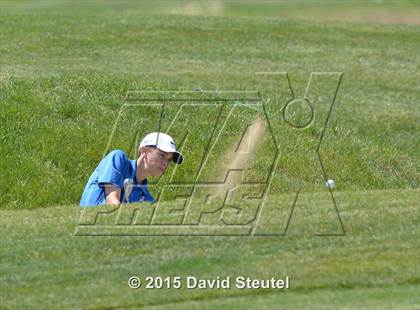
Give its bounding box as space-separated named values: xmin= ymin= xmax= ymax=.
xmin=105 ymin=149 xmax=130 ymax=165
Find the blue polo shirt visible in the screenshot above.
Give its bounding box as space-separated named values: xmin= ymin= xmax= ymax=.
xmin=80 ymin=150 xmax=154 ymax=207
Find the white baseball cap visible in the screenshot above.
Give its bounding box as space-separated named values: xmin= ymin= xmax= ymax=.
xmin=139 ymin=132 xmax=184 ymax=164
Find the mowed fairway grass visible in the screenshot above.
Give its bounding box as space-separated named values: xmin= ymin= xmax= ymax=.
xmin=1 ymin=190 xmax=419 ymax=308
xmin=0 ymin=2 xmax=419 ymax=309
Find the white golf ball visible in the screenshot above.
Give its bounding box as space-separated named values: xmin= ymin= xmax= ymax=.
xmin=326 ymin=179 xmax=335 ymax=189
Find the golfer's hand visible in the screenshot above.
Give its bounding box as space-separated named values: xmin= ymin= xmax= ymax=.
xmin=104 ymin=185 xmax=121 ymax=205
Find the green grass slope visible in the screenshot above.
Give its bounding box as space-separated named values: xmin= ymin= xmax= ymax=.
xmin=0 ymin=13 xmax=419 ymax=209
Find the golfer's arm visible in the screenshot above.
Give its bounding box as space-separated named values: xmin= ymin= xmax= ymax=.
xmin=104 ymin=185 xmax=121 ymax=205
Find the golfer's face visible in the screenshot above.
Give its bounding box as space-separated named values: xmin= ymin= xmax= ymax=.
xmin=148 ymin=148 xmax=173 ymax=176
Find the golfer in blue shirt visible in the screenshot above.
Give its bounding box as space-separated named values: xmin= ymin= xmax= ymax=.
xmin=80 ymin=132 xmax=183 ymax=207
